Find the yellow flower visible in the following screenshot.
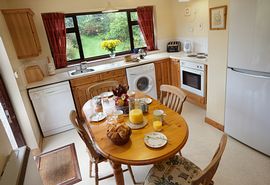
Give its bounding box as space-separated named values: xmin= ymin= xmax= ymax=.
xmin=101 ymin=39 xmax=121 ymax=52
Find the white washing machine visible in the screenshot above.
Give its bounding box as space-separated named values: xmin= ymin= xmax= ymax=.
xmin=126 ymin=63 xmax=157 ymax=99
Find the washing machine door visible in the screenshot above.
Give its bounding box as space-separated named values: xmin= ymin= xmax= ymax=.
xmin=134 ymin=75 xmax=153 ymax=93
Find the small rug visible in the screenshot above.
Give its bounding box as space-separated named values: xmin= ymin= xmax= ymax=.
xmin=36 ymin=143 xmax=82 ymax=185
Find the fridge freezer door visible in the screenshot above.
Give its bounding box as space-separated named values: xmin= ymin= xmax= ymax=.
xmin=225 ymin=68 xmax=270 ymax=155
xmin=228 ymin=0 xmax=270 ymax=73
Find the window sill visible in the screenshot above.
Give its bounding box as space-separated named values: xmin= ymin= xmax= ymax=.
xmin=65 ymin=49 xmax=160 ymax=69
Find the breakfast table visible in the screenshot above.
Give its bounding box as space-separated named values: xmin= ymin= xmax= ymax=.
xmin=82 ymin=95 xmax=189 ymax=185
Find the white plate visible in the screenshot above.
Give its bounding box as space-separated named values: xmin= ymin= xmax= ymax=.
xmin=126 ymin=117 xmax=148 ymax=130
xmin=140 ymin=97 xmax=152 ymax=104
xmin=99 ymin=91 xmax=114 ymax=98
xmin=144 ymin=132 xmax=168 ymax=148
xmin=89 ymin=112 xmax=107 ymax=122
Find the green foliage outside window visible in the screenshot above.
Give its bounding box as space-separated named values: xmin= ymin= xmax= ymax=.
xmin=65 ymin=10 xmax=146 ymax=62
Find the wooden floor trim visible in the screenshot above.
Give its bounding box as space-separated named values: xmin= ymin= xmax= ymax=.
xmin=205 ymin=117 xmax=224 ymax=131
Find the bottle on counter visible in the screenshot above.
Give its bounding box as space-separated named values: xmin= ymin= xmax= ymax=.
xmin=47 ymin=56 xmax=56 ymax=76
xmin=93 ymin=96 xmax=103 ymax=113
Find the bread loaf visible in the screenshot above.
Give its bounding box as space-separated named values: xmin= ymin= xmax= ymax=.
xmin=107 ymin=123 xmax=131 ymax=145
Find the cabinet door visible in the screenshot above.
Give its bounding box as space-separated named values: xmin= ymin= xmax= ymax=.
xmin=170 ymin=58 xmax=180 ymax=87
xmin=155 ymin=59 xmax=171 ymax=98
xmin=2 ymin=9 xmax=41 ymax=59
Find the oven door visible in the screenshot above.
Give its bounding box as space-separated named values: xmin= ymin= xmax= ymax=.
xmin=180 ymin=66 xmax=205 ymax=97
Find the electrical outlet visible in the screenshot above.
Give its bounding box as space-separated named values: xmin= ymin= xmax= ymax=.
xmin=199 ymin=23 xmax=203 ymax=31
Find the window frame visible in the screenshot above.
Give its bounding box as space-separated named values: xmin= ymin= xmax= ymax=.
xmin=65 ymin=9 xmax=147 ymax=64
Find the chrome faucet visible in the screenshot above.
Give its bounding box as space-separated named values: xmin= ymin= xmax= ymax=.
xmin=77 ymin=61 xmax=88 ymax=71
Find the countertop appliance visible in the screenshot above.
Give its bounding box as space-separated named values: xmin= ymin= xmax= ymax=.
xmin=138 ymin=48 xmax=147 ymax=59
xmin=167 ymin=41 xmax=181 ymax=52
xmin=183 ymin=40 xmax=192 ymax=53
xmin=225 ymin=0 xmax=270 ymax=155
xmin=29 ymin=81 xmax=75 ymax=137
xmin=126 ymin=63 xmax=157 ymax=99
xmin=180 ymin=60 xmax=205 ymax=97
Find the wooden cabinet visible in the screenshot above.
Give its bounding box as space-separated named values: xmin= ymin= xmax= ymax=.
xmin=154 ymin=58 xmax=171 ymax=98
xmin=170 ymin=58 xmax=180 ymax=87
xmin=70 ymin=69 xmax=127 ymax=120
xmin=2 ymin=9 xmax=41 ymax=59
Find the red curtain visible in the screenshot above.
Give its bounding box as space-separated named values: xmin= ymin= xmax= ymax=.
xmin=42 ymin=13 xmax=67 ymax=69
xmin=137 ymin=6 xmax=155 ymax=51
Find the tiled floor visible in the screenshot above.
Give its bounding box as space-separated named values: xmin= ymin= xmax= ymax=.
xmin=42 ymin=102 xmax=270 ymax=185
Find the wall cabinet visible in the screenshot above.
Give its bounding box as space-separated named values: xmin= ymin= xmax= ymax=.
xmin=70 ymin=69 xmax=127 ymax=120
xmin=154 ymin=58 xmax=172 ymax=98
xmin=2 ymin=9 xmax=41 ymax=59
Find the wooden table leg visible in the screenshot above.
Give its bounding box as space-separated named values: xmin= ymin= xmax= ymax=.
xmin=109 ymin=160 xmax=125 ymax=185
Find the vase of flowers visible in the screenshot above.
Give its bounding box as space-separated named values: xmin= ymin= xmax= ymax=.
xmin=101 ymin=39 xmax=121 ymax=58
xmin=112 ymin=84 xmax=129 ymax=114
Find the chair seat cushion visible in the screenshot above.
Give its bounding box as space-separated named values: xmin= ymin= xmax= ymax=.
xmin=144 ymin=155 xmax=201 ymax=185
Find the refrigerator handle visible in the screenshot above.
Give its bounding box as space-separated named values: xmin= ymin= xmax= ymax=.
xmin=230 ymin=68 xmax=270 ymax=79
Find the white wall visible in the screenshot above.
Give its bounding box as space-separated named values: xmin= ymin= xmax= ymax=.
xmin=171 ymin=0 xmax=209 ymax=53
xmin=0 ymin=120 xmax=12 ymax=174
xmin=0 ymin=37 xmax=40 ymax=149
xmin=206 ymin=0 xmax=229 ymax=125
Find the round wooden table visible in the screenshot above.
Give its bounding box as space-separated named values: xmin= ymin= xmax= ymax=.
xmin=82 ymin=98 xmax=189 ymax=185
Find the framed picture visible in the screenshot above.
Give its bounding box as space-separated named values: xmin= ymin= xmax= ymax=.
xmin=209 ymin=5 xmax=227 ymax=30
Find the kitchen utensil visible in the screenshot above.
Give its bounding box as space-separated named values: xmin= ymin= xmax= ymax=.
xmin=47 ymin=57 xmax=56 ymax=76
xmin=183 ymin=40 xmax=192 ymax=53
xmin=138 ymin=48 xmax=147 ymax=59
xmin=153 ymin=110 xmax=166 ymax=122
xmin=167 ymin=41 xmax=181 ymax=52
xmin=144 ymin=132 xmax=168 ymax=148
xmin=90 ymin=112 xmax=107 ymax=122
xmin=24 ymin=65 xmax=44 ymax=83
xmin=126 ymin=117 xmax=148 ymax=130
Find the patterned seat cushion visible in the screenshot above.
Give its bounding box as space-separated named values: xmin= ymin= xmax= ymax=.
xmin=144 ymin=155 xmax=201 ymax=185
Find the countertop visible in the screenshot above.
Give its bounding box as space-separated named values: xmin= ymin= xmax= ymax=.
xmin=26 ymin=51 xmax=207 ymax=89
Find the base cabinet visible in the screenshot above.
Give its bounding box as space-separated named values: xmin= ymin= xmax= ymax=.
xmin=170 ymin=58 xmax=180 ymax=87
xmin=154 ymin=59 xmax=171 ymax=98
xmin=70 ymin=69 xmax=127 ymax=120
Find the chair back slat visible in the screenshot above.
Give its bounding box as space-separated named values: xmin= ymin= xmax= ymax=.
xmin=86 ymin=80 xmax=119 ymax=99
xmin=70 ymin=110 xmax=100 ymax=159
xmin=159 ymin=84 xmax=187 ymax=114
xmin=192 ymin=134 xmax=228 ymax=185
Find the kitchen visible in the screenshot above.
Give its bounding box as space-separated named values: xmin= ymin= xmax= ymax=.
xmin=0 ymin=0 xmax=269 ymax=185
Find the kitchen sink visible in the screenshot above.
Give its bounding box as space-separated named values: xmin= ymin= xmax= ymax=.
xmin=69 ymin=68 xmax=95 ymax=76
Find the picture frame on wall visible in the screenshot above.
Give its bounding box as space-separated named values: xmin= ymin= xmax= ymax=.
xmin=209 ymin=5 xmax=227 ymax=30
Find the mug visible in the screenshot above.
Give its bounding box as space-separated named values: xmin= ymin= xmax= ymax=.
xmin=153 ymin=110 xmax=165 ymax=122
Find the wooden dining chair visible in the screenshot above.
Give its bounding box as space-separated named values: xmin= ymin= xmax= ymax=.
xmin=159 ymin=84 xmax=187 ymax=115
xmin=86 ymin=80 xmax=119 ymax=99
xmin=70 ymin=110 xmax=138 ymax=185
xmin=144 ymin=134 xmax=227 ymax=185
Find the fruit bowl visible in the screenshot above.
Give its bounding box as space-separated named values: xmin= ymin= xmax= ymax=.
xmin=113 ymin=85 xmax=129 ymax=114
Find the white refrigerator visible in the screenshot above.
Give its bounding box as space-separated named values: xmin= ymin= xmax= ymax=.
xmin=225 ymin=0 xmax=270 ymax=156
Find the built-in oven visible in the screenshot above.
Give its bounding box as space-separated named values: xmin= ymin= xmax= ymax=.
xmin=180 ymin=60 xmax=205 ymax=97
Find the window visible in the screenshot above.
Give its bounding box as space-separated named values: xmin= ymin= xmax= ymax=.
xmin=65 ymin=9 xmax=147 ymax=63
